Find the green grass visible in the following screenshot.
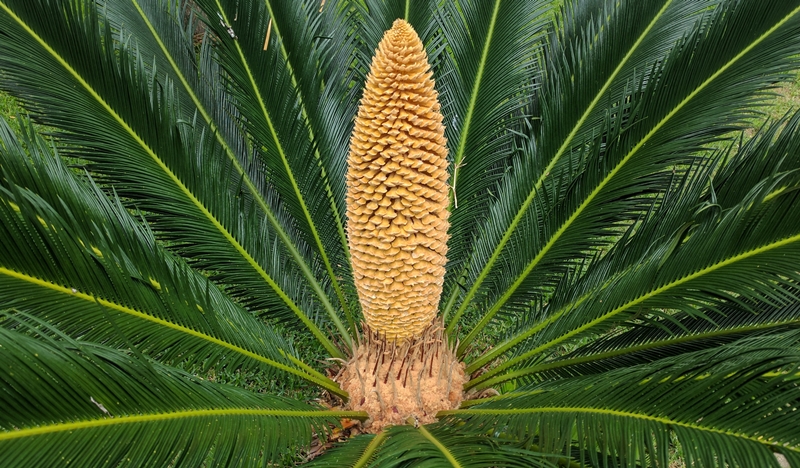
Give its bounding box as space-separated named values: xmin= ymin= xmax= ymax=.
xmin=0 ymin=91 xmax=24 ymax=135
xmin=764 ymin=73 xmax=800 ymax=121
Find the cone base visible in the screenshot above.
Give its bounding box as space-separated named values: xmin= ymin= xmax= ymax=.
xmin=338 ymin=320 xmax=466 ymax=433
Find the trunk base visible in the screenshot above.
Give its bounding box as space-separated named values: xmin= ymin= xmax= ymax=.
xmin=338 ymin=320 xmax=466 ymax=433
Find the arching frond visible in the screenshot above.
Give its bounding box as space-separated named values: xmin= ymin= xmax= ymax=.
xmin=446 ymin=332 xmax=800 ymax=468
xmin=102 ymin=0 xmax=360 ymax=335
xmin=2 ymin=0 xmax=800 ymax=465
xmin=0 ymin=119 xmax=342 ymax=396
xmin=469 ymin=109 xmax=800 ymax=390
xmin=0 ymin=326 xmax=365 ymax=467
xmin=0 ymin=0 xmax=345 ymax=356
xmin=465 ymin=154 xmax=720 ymax=374
xmin=435 ymin=0 xmax=551 ymax=310
xmin=446 ymin=0 xmax=716 ymax=336
xmin=189 ymin=0 xmax=357 ymax=341
xmin=454 ymin=0 xmax=800 ymax=356
xmin=491 ymin=291 xmax=800 ymax=385
xmin=308 ymin=424 xmax=556 ymax=468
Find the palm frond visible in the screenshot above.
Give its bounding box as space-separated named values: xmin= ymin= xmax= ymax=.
xmin=0 ymin=326 xmax=365 ymax=467
xmin=2 ymin=0 xmax=800 ymax=465
xmin=432 ymin=0 xmax=551 ymax=311
xmin=712 ymin=112 xmax=800 ymax=209
xmin=101 ymin=0 xmax=361 ymax=333
xmin=309 ymin=424 xmax=556 ymax=468
xmin=471 ymin=178 xmax=800 ymax=390
xmin=469 ymin=106 xmax=800 ymax=389
xmin=453 ymin=0 xmax=800 ymax=355
xmin=356 ymin=0 xmax=434 ymax=36
xmin=446 ymin=0 xmax=717 ymax=336
xmin=0 ymin=119 xmax=343 ymax=396
xmin=305 ymin=433 xmax=385 ymax=467
xmin=189 ymin=0 xmax=358 ymax=340
xmin=446 ymin=331 xmax=800 ymax=468
xmin=466 ymin=154 xmax=720 ymax=374
xmin=0 ymin=0 xmax=348 ymax=357
xmin=496 ymin=290 xmax=800 ymax=384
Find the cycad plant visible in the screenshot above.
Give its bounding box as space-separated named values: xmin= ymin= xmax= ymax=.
xmin=1 ymin=0 xmax=800 ymax=466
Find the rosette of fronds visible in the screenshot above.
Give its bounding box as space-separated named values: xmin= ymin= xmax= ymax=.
xmin=1 ymin=0 xmax=800 ymax=466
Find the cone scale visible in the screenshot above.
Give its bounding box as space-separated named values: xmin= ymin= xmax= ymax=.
xmin=341 ymin=20 xmax=464 ymax=432
xmin=346 ymin=19 xmax=450 ymax=342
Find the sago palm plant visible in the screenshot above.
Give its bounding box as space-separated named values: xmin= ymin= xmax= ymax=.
xmin=1 ymin=0 xmax=800 ymax=465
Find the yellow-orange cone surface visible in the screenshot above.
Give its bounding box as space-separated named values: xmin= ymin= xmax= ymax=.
xmin=346 ymin=19 xmax=450 ymax=341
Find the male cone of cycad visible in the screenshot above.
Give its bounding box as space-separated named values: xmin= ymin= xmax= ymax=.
xmin=341 ymin=19 xmax=463 ymax=432
xmin=346 ymin=18 xmax=450 ymax=342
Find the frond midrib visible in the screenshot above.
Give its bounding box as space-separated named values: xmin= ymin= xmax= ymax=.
xmin=213 ymin=1 xmax=353 ymax=344
xmin=448 ymin=0 xmax=502 ymax=212
xmin=128 ymin=0 xmax=354 ymax=335
xmin=465 ymin=291 xmax=593 ymax=374
xmin=258 ymin=0 xmax=355 ymax=331
xmin=494 ymin=316 xmax=800 ymax=382
xmin=417 ymin=424 xmax=463 ymax=468
xmin=353 ymin=431 xmax=390 ymax=468
xmin=0 ymin=408 xmax=368 ymax=442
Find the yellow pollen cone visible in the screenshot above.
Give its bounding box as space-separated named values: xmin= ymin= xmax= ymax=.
xmin=346 ymin=19 xmax=450 ymax=341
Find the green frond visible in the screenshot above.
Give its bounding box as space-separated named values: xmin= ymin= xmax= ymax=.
xmin=305 ymin=433 xmax=386 ymax=467
xmin=437 ymin=0 xmax=552 ymax=320
xmin=453 ymin=0 xmax=800 ymax=355
xmin=309 ymin=424 xmax=556 ymax=468
xmin=0 ymin=326 xmax=366 ymax=467
xmin=0 ymin=0 xmax=346 ymax=357
xmin=3 ymin=0 xmax=800 ymax=465
xmin=464 ymin=155 xmax=721 ymax=374
xmin=712 ymin=111 xmax=800 ymax=209
xmin=189 ymin=0 xmax=356 ymax=342
xmin=499 ymin=109 xmax=800 ymax=378
xmin=0 ymin=119 xmax=343 ymax=396
xmin=446 ymin=0 xmax=717 ymax=335
xmin=470 ymin=158 xmax=800 ymax=389
xmin=102 ymin=0 xmax=361 ymax=335
xmin=495 ymin=290 xmax=800 ymax=384
xmin=446 ymin=331 xmax=800 ymax=467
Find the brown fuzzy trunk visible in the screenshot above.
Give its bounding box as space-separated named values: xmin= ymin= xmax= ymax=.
xmin=338 ymin=320 xmax=466 ymax=433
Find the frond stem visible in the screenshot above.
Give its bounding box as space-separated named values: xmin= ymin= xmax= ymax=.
xmin=129 ymin=0 xmax=355 ymax=339
xmin=0 ymin=408 xmax=369 ymax=442
xmin=416 ymin=423 xmax=462 ymax=468
xmin=258 ymin=0 xmax=356 ymax=334
xmin=448 ymin=0 xmax=501 ymax=212
xmin=498 ymin=316 xmax=800 ymax=382
xmin=438 ymin=406 xmax=800 ymax=454
xmin=465 ymin=292 xmax=592 ymax=374
xmin=460 ymin=389 xmax=545 ymax=408
xmin=353 ymin=430 xmax=389 ymax=468
xmin=521 ymin=319 xmax=800 ymax=375
xmin=0 ymin=0 xmax=343 ymax=358
xmin=454 ymin=1 xmax=800 ymax=354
